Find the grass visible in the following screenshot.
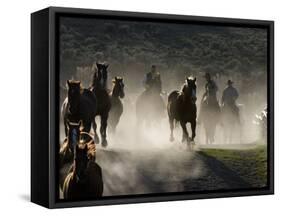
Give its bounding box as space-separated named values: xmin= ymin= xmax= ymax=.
xmin=200 ymin=143 xmax=268 ymax=188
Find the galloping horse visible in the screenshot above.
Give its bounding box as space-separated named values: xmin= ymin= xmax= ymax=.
xmin=61 ymin=80 xmax=97 ymax=136
xmin=59 ymin=120 xmax=95 ymax=189
xmin=108 ymin=76 xmax=125 ymax=133
xmin=221 ymin=103 xmax=241 ymax=144
xmin=136 ymin=86 xmax=165 ymax=127
xmin=199 ymin=92 xmax=220 ymax=145
xmin=63 ymin=142 xmax=103 ymax=200
xmin=90 ymin=63 xmax=111 ymax=147
xmin=167 ymin=77 xmax=197 ymax=150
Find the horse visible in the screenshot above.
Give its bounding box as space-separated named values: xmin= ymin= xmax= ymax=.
xmin=199 ymin=92 xmax=220 ymax=145
xmin=90 ymin=63 xmax=111 ymax=147
xmin=167 ymin=77 xmax=197 ymax=150
xmin=136 ymin=85 xmax=165 ymax=128
xmin=61 ymin=80 xmax=97 ymax=137
xmin=108 ymin=76 xmax=125 ymax=133
xmin=62 ymin=141 xmax=103 ymax=200
xmin=221 ymin=103 xmax=242 ymax=144
xmin=59 ymin=120 xmax=82 ymax=167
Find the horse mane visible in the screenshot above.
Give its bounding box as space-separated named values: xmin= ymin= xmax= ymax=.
xmin=180 ymin=83 xmax=188 ymax=93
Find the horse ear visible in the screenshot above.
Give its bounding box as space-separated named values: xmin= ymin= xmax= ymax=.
xmin=79 ymin=120 xmax=84 ymax=131
xmin=67 ymin=80 xmax=70 ymax=87
xmin=96 ymin=62 xmax=100 ymax=68
xmin=194 ymin=77 xmax=196 ymax=82
xmin=106 ymin=64 xmax=109 ymax=69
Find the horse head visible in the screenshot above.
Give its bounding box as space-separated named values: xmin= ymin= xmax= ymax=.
xmin=66 ymin=120 xmax=83 ymax=150
xmin=95 ymin=62 xmax=109 ymax=89
xmin=182 ymin=77 xmax=197 ymax=103
xmin=67 ymin=80 xmax=81 ymax=113
xmin=74 ymin=142 xmax=89 ymax=183
xmin=112 ymin=76 xmax=125 ymax=98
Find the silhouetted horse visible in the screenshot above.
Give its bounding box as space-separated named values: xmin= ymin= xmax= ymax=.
xmin=108 ymin=77 xmax=125 ymax=133
xmin=63 ymin=142 xmax=103 ymax=200
xmin=59 ymin=120 xmax=82 ymax=167
xmin=167 ymin=77 xmax=197 ymax=150
xmin=59 ymin=121 xmax=96 ymax=190
xmin=221 ymin=103 xmax=241 ymax=144
xmin=199 ymin=92 xmax=220 ymax=145
xmin=136 ymin=86 xmax=165 ymax=127
xmin=61 ymin=80 xmax=97 ymax=136
xmin=90 ymin=63 xmax=111 ymax=147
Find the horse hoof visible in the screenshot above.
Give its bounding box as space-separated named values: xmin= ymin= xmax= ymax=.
xmin=170 ymin=137 xmax=175 ymax=142
xmin=101 ymin=139 xmax=108 ymax=147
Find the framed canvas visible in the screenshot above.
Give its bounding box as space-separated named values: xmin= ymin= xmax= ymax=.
xmin=31 ymin=7 xmax=274 ymax=208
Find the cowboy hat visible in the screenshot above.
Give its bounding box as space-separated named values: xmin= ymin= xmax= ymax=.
xmin=227 ymin=79 xmax=234 ymax=85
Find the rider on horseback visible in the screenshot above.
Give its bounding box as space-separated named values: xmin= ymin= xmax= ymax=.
xmin=198 ymin=72 xmax=220 ymax=144
xmin=201 ymin=72 xmax=219 ymax=110
xmin=143 ymin=65 xmax=162 ymax=95
xmin=221 ymin=80 xmax=239 ymax=115
xmin=137 ymin=65 xmax=165 ymax=125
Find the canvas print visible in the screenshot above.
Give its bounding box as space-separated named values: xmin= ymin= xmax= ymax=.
xmin=58 ymin=16 xmax=268 ymax=201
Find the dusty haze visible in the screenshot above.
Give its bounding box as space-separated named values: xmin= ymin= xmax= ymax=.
xmin=58 ymin=16 xmax=268 ymax=198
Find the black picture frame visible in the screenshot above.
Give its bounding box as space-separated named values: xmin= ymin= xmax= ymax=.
xmin=31 ymin=6 xmax=274 ymax=208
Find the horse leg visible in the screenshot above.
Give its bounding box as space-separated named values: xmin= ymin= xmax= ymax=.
xmin=224 ymin=127 xmax=228 ymax=144
xmin=189 ymin=120 xmax=196 ymax=150
xmin=204 ymin=124 xmax=209 ymax=145
xmin=180 ymin=121 xmax=190 ymax=150
xmin=112 ymin=116 xmax=121 ymax=134
xmin=191 ymin=120 xmax=196 ymax=141
xmin=169 ymin=117 xmax=175 ymax=142
xmin=210 ymin=124 xmax=215 ymax=144
xmin=100 ymin=113 xmax=109 ymax=147
xmin=180 ymin=121 xmax=188 ymax=142
xmin=92 ymin=117 xmax=100 ymax=144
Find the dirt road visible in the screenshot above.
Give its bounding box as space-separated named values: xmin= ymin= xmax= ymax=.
xmin=95 ymin=145 xmax=252 ymax=197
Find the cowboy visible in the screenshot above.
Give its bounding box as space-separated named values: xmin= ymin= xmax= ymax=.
xmin=221 ymin=80 xmax=239 ymax=114
xmin=144 ymin=65 xmax=162 ymax=94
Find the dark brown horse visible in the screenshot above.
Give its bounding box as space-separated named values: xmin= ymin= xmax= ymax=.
xmin=62 ymin=142 xmax=103 ymax=200
xmin=59 ymin=121 xmax=96 ymax=190
xmin=61 ymin=80 xmax=97 ymax=136
xmin=167 ymin=77 xmax=197 ymax=150
xmin=108 ymin=76 xmax=125 ymax=133
xmin=90 ymin=63 xmax=111 ymax=147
